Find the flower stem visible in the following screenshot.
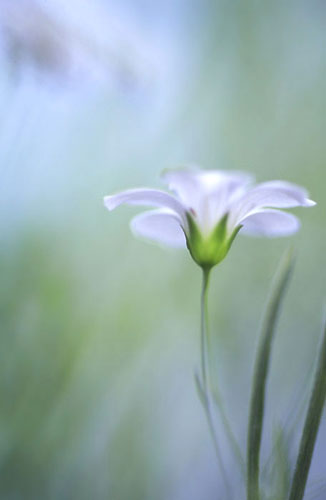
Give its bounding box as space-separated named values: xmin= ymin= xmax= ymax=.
xmin=198 ymin=267 xmax=232 ymax=498
xmin=200 ymin=267 xmax=210 ymax=389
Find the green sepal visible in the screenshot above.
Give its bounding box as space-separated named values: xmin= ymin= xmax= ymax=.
xmin=185 ymin=213 xmax=241 ymax=270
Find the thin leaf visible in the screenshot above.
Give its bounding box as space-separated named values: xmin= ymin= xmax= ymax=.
xmin=262 ymin=359 xmax=314 ymax=481
xmin=194 ymin=370 xmax=207 ymax=407
xmin=271 ymin=424 xmax=291 ymax=499
xmin=211 ymin=386 xmax=246 ymax=477
xmin=247 ymin=249 xmax=295 ymax=500
xmin=288 ymin=320 xmax=326 ymax=500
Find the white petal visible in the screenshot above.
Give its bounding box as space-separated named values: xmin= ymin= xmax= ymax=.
xmin=247 ymin=181 xmax=315 ymax=207
xmin=130 ymin=209 xmax=186 ymax=248
xmin=162 ymin=167 xmax=253 ymax=233
xmin=198 ymin=170 xmax=253 ymax=194
xmin=104 ymin=188 xmax=187 ymax=225
xmin=162 ymin=167 xmax=252 ymax=207
xmin=198 ymin=170 xmax=254 ymax=231
xmin=229 ymin=180 xmax=315 ymax=229
xmin=161 ymin=168 xmax=200 ymax=209
xmin=240 ymin=209 xmax=300 ymax=237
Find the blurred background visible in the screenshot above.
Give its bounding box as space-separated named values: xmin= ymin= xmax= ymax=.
xmin=0 ymin=0 xmax=325 ymax=498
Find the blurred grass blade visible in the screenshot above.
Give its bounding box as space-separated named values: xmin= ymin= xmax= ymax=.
xmin=247 ymin=249 xmax=294 ymax=500
xmin=211 ymin=387 xmax=245 ymax=477
xmin=288 ymin=320 xmax=326 ymax=500
xmin=194 ymin=370 xmax=232 ymax=499
xmin=194 ymin=370 xmax=207 ymax=407
xmin=272 ymin=424 xmax=291 ymax=500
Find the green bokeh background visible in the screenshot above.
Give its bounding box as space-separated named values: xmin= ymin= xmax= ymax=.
xmin=0 ymin=1 xmax=325 ymax=498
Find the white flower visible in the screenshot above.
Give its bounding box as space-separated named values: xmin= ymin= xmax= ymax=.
xmin=104 ymin=167 xmax=315 ymax=269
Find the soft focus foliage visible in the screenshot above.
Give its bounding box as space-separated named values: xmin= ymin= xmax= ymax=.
xmin=0 ymin=1 xmax=325 ymax=499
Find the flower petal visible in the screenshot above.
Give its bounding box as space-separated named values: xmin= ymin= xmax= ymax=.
xmin=130 ymin=209 xmax=186 ymax=248
xmin=245 ymin=181 xmax=315 ymax=208
xmin=198 ymin=170 xmax=254 ymax=231
xmin=161 ymin=168 xmax=201 ymax=209
xmin=162 ymin=167 xmax=253 ymax=233
xmin=104 ymin=188 xmax=187 ymax=225
xmin=229 ymin=180 xmax=315 ymax=230
xmin=162 ymin=167 xmax=253 ymax=207
xmin=240 ymin=209 xmax=300 ymax=237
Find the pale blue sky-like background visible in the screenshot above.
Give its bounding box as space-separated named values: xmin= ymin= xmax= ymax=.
xmin=0 ymin=1 xmax=325 ymax=499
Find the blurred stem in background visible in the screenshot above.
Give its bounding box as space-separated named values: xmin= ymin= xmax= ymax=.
xmin=195 ymin=249 xmax=326 ymax=500
xmin=247 ymin=249 xmax=294 ymax=500
xmin=246 ymin=249 xmax=326 ymax=500
xmin=288 ymin=320 xmax=326 ymax=500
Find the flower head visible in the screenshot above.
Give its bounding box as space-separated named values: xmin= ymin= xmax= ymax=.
xmin=104 ymin=167 xmax=315 ymax=269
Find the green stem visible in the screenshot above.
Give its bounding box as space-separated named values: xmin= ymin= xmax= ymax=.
xmin=198 ymin=267 xmax=232 ymax=498
xmin=200 ymin=267 xmax=211 ymax=390
xmin=201 ymin=271 xmax=245 ymax=476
